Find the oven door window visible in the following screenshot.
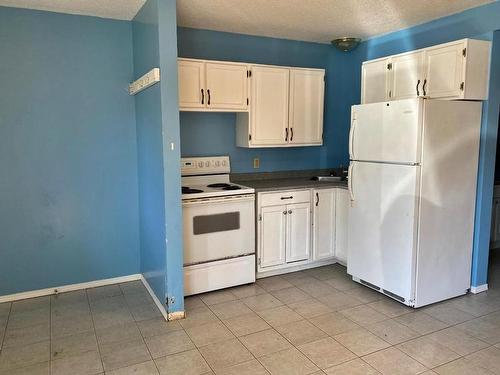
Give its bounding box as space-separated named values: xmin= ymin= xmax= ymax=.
xmin=193 ymin=212 xmax=240 ymax=235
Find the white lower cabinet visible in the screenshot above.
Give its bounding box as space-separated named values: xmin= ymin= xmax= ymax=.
xmin=258 ymin=187 xmax=348 ymax=276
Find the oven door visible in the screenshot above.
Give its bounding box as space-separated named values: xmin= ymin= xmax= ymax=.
xmin=183 ymin=194 xmax=255 ymax=266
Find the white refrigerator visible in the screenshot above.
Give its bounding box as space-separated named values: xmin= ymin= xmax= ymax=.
xmin=347 ymin=98 xmax=482 ymax=307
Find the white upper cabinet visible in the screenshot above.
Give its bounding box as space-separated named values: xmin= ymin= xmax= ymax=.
xmin=391 ymin=51 xmax=425 ymax=100
xmin=178 ymin=60 xmax=205 ymax=109
xmin=205 ymin=62 xmax=248 ymax=110
xmin=178 ymin=58 xmax=249 ymax=111
xmin=361 ymin=58 xmax=390 ymax=104
xmin=361 ymin=38 xmax=491 ymax=104
xmin=250 ymin=66 xmax=290 ymax=146
xmin=289 ymin=69 xmax=325 ymax=145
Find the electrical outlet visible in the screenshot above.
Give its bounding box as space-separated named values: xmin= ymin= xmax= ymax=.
xmin=253 ymin=158 xmax=260 ymax=169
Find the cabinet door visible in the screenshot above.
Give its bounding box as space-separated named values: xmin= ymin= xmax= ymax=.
xmin=391 ymin=51 xmax=424 ymax=100
xmin=178 ymin=59 xmax=205 ymax=109
xmin=205 ymin=62 xmax=248 ymax=110
xmin=259 ymin=205 xmax=287 ymax=268
xmin=289 ymin=69 xmax=324 ymax=145
xmin=424 ymin=41 xmax=465 ymax=99
xmin=251 ymin=66 xmax=289 ymax=145
xmin=286 ymin=202 xmax=311 ymax=263
xmin=334 ymin=188 xmax=349 ymax=264
xmin=361 ymin=58 xmax=390 ymax=104
xmin=312 ymin=189 xmax=335 ymax=261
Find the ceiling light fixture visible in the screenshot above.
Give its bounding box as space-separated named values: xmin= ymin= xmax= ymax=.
xmin=331 ymin=37 xmax=361 ymax=52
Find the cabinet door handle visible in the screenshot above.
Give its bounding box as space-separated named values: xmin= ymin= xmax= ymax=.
xmin=290 ymin=127 xmax=294 ymax=142
xmin=207 ymin=89 xmax=211 ymax=105
xmin=283 ymin=210 xmax=287 ymax=215
xmin=416 ymin=79 xmax=420 ymax=96
xmin=201 ymin=89 xmax=204 ymax=104
xmin=281 ymin=196 xmax=293 ymax=200
xmin=285 ymin=128 xmax=289 ymax=142
xmin=422 ymin=79 xmax=427 ymax=96
xmin=315 ymin=192 xmax=319 ymax=206
xmin=288 ymin=210 xmax=292 ymax=214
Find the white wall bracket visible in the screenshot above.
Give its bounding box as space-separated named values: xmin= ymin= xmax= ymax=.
xmin=129 ymin=68 xmax=160 ymax=95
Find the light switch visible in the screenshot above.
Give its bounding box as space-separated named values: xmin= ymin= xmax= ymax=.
xmin=253 ymin=158 xmax=260 ymax=169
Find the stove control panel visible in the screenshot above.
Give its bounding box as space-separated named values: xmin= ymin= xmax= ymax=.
xmin=181 ymin=156 xmax=230 ymax=176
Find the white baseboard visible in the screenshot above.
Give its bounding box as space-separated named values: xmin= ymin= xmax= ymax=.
xmin=470 ymin=284 xmax=488 ymax=294
xmin=139 ymin=276 xmax=169 ymax=321
xmin=0 ymin=274 xmax=141 ymax=304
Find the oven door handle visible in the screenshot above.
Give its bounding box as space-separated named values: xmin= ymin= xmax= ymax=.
xmin=182 ymin=194 xmax=255 ymax=206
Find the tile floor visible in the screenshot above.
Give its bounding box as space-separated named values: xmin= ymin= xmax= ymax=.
xmin=0 ymin=253 xmax=499 ymax=374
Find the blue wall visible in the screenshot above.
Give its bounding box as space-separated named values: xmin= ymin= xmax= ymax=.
xmin=133 ymin=0 xmax=167 ymax=306
xmin=349 ymin=1 xmax=500 ymax=288
xmin=0 ymin=7 xmax=139 ymax=295
xmin=177 ymin=27 xmax=355 ymax=173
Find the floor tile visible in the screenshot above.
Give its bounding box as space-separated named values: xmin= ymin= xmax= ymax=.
xmin=309 ymin=312 xmax=360 ymax=336
xmin=185 ymin=321 xmax=234 ymax=347
xmin=129 ymin=303 xmax=162 ymax=322
xmin=434 ymin=358 xmax=495 ymax=375
xmin=52 ymin=301 xmax=90 ymax=321
xmin=257 ymin=276 xmax=293 ymax=292
xmin=455 ymin=317 xmax=500 ymax=344
xmin=395 ymin=312 xmax=449 ymax=335
xmin=365 ymin=319 xmax=421 ymax=345
xmin=199 ymin=290 xmax=237 ymax=306
xmin=87 ymin=285 xmax=122 ymax=302
xmin=363 ymin=347 xmax=427 ymax=375
xmin=222 ymin=312 xmax=271 ymax=337
xmin=287 ymin=299 xmax=333 ymax=318
xmin=229 ymin=284 xmax=266 ymax=299
xmin=241 ymin=293 xmax=283 ymax=312
xmin=154 ymin=349 xmax=210 ymax=375
xmin=275 ymin=319 xmax=327 ymax=346
xmin=368 ymin=299 xmax=413 ymax=318
xmin=259 ymin=347 xmax=319 ymax=375
xmin=178 ymin=306 xmax=219 ymax=330
xmin=96 ymin=321 xmax=142 ymax=347
xmin=0 ymin=340 xmax=50 ymax=370
xmin=318 ymin=292 xmax=363 ymax=311
xmin=51 ymin=349 xmax=103 ymax=375
xmin=0 ymin=303 xmax=11 ymax=318
xmin=324 ymin=277 xmax=358 ymax=291
xmin=344 ymin=286 xmax=384 ymax=303
xmin=11 ymin=297 xmax=50 ymax=315
xmin=426 ymin=326 xmax=489 ymax=356
xmin=298 ymin=280 xmax=338 ymax=298
xmin=100 ymin=338 xmax=152 ymax=371
xmin=198 ymin=338 xmax=253 ymax=371
xmin=2 ymin=361 xmax=50 ymax=375
xmin=208 ymin=300 xmax=252 ymax=320
xmin=334 ymin=328 xmax=390 ymax=356
xmin=145 ymin=330 xmax=195 ymax=358
xmin=465 ymin=346 xmax=500 ymax=373
xmin=397 ymin=336 xmax=460 ymax=368
xmin=51 ymin=290 xmax=88 ymax=307
xmin=215 ymin=359 xmax=269 ymax=375
xmin=123 ymin=292 xmax=154 ymax=308
xmin=119 ymin=281 xmax=147 ymax=295
xmin=92 ymin=305 xmax=134 ymax=331
xmin=339 ymin=305 xmax=388 ymax=326
xmin=3 ymin=322 xmax=49 ymax=347
xmin=106 ymin=360 xmax=159 ymax=374
xmin=298 ymin=337 xmax=356 ymax=369
xmin=240 ymin=328 xmax=292 ymax=357
xmin=450 ymin=297 xmax=499 ymax=317
xmin=51 ymin=314 xmax=94 ymax=339
xmin=271 ymin=287 xmax=310 ymax=304
xmin=8 ymin=308 xmax=50 ymax=329
xmin=136 ymin=318 xmax=182 ymax=338
xmin=184 ymin=296 xmax=205 ymax=311
xmin=257 ymin=305 xmax=303 ymax=327
xmin=324 ymin=358 xmax=380 ymax=374
xmin=51 ymin=331 xmax=98 ymax=360
xmin=422 ymin=303 xmax=476 ymax=325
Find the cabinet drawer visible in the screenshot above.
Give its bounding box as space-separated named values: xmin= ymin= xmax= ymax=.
xmin=259 ymin=190 xmax=310 ymax=206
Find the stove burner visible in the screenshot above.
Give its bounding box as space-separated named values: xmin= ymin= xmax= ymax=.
xmin=207 ymin=183 xmax=231 ymax=188
xmin=222 ymin=185 xmax=242 ymax=190
xmin=182 ymin=186 xmax=203 ymax=194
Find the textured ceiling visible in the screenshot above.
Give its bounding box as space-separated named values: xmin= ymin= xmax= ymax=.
xmin=177 ymin=0 xmax=494 ymax=43
xmin=0 ymin=0 xmax=493 ymax=40
xmin=0 ymin=0 xmax=145 ymax=20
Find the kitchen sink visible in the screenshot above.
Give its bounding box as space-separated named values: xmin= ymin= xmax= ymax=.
xmin=311 ymin=176 xmax=343 ymax=182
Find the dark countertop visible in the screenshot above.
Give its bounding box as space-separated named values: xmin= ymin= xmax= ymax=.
xmin=234 ymin=177 xmax=348 ymax=192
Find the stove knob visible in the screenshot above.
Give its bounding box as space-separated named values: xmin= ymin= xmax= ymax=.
xmin=215 ymin=161 xmax=220 ymax=167
xmin=198 ymin=161 xmax=203 ymax=167
xmin=205 ymin=161 xmax=210 ymax=167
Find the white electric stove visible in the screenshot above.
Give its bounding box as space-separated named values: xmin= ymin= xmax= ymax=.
xmin=181 ymin=156 xmax=256 ymax=296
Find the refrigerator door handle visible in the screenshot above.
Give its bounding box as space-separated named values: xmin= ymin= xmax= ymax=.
xmin=349 ymin=117 xmax=357 ymax=159
xmin=348 ymin=163 xmax=355 ymax=201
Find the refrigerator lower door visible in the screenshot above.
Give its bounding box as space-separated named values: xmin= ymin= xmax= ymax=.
xmin=347 ymin=161 xmax=419 ymax=304
xmin=350 ymin=98 xmax=422 ymax=164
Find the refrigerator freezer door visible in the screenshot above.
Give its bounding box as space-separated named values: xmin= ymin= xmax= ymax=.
xmin=347 ymin=161 xmax=419 ymax=303
xmin=350 ymin=98 xmax=423 ymax=164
